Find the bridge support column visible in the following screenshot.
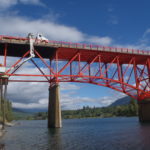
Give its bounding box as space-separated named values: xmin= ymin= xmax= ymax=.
xmin=0 ymin=77 xmax=8 ymax=130
xmin=138 ymin=99 xmax=150 ymax=123
xmin=48 ymin=84 xmax=62 ymax=128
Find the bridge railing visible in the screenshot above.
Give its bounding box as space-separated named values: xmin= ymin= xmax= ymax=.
xmin=48 ymin=40 xmax=150 ymax=55
xmin=0 ymin=35 xmax=150 ymax=56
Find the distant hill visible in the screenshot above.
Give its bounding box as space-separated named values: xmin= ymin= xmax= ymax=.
xmin=12 ymin=96 xmax=134 ymax=116
xmin=13 ymin=108 xmax=28 ymax=113
xmin=12 ymin=96 xmax=138 ymax=120
xmin=109 ymin=96 xmax=131 ymax=106
xmin=13 ymin=108 xmax=47 ymax=113
xmin=13 ymin=108 xmax=34 ymax=120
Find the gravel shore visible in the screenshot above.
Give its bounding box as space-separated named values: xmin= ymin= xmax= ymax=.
xmin=0 ymin=122 xmax=14 ymax=138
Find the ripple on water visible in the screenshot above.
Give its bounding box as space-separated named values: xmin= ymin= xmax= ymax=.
xmin=1 ymin=118 xmax=150 ymax=150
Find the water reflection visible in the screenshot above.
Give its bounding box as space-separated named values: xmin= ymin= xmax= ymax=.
xmin=0 ymin=144 xmax=5 ymax=150
xmin=2 ymin=118 xmax=150 ymax=150
xmin=138 ymin=123 xmax=150 ymax=150
xmin=48 ymin=128 xmax=62 ymax=149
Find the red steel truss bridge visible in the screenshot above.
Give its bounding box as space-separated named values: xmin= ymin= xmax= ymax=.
xmin=0 ymin=35 xmax=150 ymax=101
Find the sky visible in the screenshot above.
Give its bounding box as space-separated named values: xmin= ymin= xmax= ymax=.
xmin=0 ymin=0 xmax=150 ymax=110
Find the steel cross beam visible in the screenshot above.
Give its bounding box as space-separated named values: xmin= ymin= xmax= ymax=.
xmin=0 ymin=40 xmax=150 ymax=101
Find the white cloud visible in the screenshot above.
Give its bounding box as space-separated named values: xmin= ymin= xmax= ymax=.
xmin=19 ymin=0 xmax=45 ymax=6
xmin=60 ymin=83 xmax=80 ymax=91
xmin=5 ymin=61 xmax=82 ymax=110
xmin=0 ymin=15 xmax=83 ymax=42
xmin=0 ymin=14 xmax=113 ymax=45
xmin=3 ymin=26 xmax=150 ymax=110
xmin=143 ymin=28 xmax=150 ymax=38
xmin=87 ymin=36 xmax=112 ymax=45
xmin=0 ymin=0 xmax=17 ymax=9
xmin=13 ymin=102 xmax=47 ymax=109
xmin=11 ymin=89 xmax=120 ymax=110
xmin=113 ymin=28 xmax=150 ymax=51
xmin=114 ymin=39 xmax=150 ymax=51
xmin=60 ymin=93 xmax=123 ymax=110
xmin=0 ymin=0 xmax=44 ymax=9
xmin=5 ymin=58 xmax=121 ymax=110
xmin=0 ymin=3 xmax=121 ymax=110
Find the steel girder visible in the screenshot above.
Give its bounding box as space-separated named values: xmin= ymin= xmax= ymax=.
xmin=1 ymin=44 xmax=150 ymax=101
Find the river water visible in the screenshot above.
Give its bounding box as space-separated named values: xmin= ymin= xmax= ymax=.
xmin=1 ymin=117 xmax=150 ymax=150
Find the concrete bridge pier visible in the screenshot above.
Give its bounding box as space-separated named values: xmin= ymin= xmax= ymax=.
xmin=48 ymin=84 xmax=62 ymax=128
xmin=0 ymin=77 xmax=8 ymax=130
xmin=138 ymin=98 xmax=150 ymax=123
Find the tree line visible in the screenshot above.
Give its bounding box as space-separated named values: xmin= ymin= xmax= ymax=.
xmin=32 ymin=98 xmax=138 ymax=120
xmin=0 ymin=99 xmax=13 ymax=122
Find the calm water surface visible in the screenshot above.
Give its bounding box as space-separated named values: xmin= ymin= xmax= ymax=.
xmin=1 ymin=117 xmax=150 ymax=150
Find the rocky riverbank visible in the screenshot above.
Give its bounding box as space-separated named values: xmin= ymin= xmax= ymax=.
xmin=0 ymin=122 xmax=15 ymax=137
xmin=0 ymin=124 xmax=3 ymax=137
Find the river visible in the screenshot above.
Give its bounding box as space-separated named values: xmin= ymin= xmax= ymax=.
xmin=1 ymin=117 xmax=150 ymax=150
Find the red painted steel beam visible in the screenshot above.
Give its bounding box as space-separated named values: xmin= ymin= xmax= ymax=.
xmin=9 ymin=80 xmax=48 ymax=82
xmin=0 ymin=35 xmax=150 ymax=100
xmin=4 ymin=44 xmax=7 ymax=67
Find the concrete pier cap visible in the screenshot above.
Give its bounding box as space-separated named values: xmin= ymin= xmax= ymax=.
xmin=48 ymin=83 xmax=62 ymax=128
xmin=138 ymin=98 xmax=150 ymax=123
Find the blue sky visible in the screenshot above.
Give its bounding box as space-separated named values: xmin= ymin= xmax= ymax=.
xmin=15 ymin=0 xmax=150 ymax=44
xmin=0 ymin=0 xmax=150 ymax=110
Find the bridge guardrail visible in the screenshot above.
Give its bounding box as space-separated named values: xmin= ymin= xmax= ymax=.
xmin=0 ymin=35 xmax=150 ymax=56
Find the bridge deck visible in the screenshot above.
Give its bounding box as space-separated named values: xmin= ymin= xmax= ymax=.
xmin=0 ymin=35 xmax=149 ymax=64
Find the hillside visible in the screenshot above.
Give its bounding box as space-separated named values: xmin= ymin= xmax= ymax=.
xmin=12 ymin=96 xmax=138 ymax=120
xmin=13 ymin=108 xmax=34 ymax=120
xmin=110 ymin=96 xmax=132 ymax=106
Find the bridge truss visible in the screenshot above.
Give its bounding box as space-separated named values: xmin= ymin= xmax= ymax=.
xmin=0 ymin=36 xmax=150 ymax=100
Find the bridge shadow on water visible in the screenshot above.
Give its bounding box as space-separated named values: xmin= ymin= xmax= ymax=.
xmin=2 ymin=119 xmax=150 ymax=150
xmin=138 ymin=122 xmax=150 ymax=149
xmin=47 ymin=128 xmax=62 ymax=150
xmin=0 ymin=144 xmax=5 ymax=150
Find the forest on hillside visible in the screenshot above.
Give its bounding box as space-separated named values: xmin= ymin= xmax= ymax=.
xmin=31 ymin=98 xmax=138 ymax=120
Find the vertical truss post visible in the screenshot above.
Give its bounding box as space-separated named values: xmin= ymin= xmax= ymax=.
xmin=117 ymin=57 xmax=121 ymax=82
xmin=49 ymin=58 xmax=52 ymax=82
xmin=120 ymin=64 xmax=125 ymax=92
xmin=78 ymin=52 xmax=81 ymax=75
xmin=147 ymin=58 xmax=150 ymax=83
xmin=98 ymin=55 xmax=101 ymax=76
xmin=4 ymin=44 xmax=7 ymax=67
xmin=89 ymin=62 xmax=91 ymax=82
xmin=70 ymin=62 xmax=73 ymax=81
xmin=117 ymin=57 xmax=124 ymax=92
xmin=55 ymin=51 xmax=59 ymax=83
xmin=105 ymin=63 xmax=109 ymax=86
xmin=133 ymin=58 xmax=139 ymax=97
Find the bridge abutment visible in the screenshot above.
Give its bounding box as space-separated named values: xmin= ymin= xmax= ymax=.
xmin=48 ymin=84 xmax=62 ymax=128
xmin=138 ymin=99 xmax=150 ymax=123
